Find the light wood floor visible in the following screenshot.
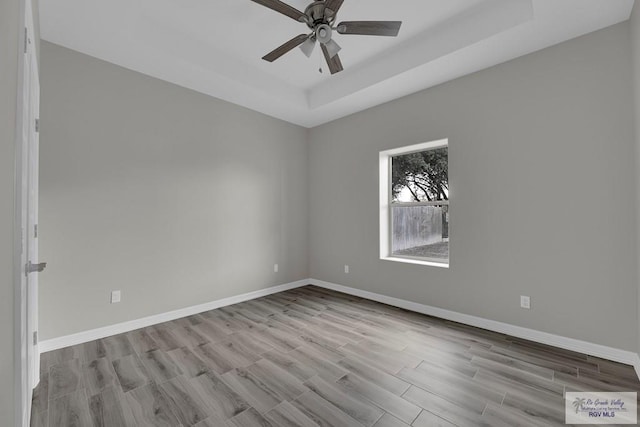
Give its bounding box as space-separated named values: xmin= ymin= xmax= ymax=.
xmin=31 ymin=285 xmax=640 ymax=426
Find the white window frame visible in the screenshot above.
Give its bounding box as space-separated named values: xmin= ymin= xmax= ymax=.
xmin=379 ymin=138 xmax=449 ymax=268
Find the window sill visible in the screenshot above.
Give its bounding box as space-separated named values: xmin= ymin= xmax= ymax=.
xmin=381 ymin=256 xmax=449 ymax=269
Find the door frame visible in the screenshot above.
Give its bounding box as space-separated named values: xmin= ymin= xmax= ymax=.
xmin=14 ymin=0 xmax=38 ymax=424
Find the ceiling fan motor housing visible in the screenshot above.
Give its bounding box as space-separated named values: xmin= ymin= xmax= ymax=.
xmin=304 ymin=1 xmax=336 ymax=28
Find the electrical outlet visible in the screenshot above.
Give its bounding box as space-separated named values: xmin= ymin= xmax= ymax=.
xmin=111 ymin=290 xmax=121 ymax=304
xmin=520 ymin=295 xmax=530 ymax=309
xmin=344 ymin=265 xmax=350 ymax=274
xmin=274 ymin=263 xmax=279 ymax=273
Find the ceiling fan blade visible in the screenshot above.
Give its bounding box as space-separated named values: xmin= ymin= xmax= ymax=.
xmin=324 ymin=0 xmax=344 ymax=14
xmin=323 ymin=39 xmax=341 ymax=58
xmin=262 ymin=34 xmax=310 ymax=62
xmin=300 ymin=38 xmax=316 ymax=58
xmin=321 ymin=43 xmax=343 ymax=74
xmin=250 ymin=0 xmax=306 ymax=22
xmin=336 ymin=21 xmax=402 ymax=36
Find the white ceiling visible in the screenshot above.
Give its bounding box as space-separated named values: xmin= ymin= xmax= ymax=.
xmin=40 ymin=0 xmax=635 ymax=127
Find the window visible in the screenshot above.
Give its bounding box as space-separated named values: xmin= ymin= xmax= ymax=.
xmin=380 ymin=139 xmax=449 ymax=267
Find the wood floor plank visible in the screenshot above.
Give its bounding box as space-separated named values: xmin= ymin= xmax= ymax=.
xmin=508 ymin=341 xmax=600 ymax=371
xmin=221 ymin=368 xmax=284 ymax=414
xmin=42 ymin=346 xmax=83 ymax=366
xmin=84 ymin=357 xmax=119 ymax=396
xmin=265 ymin=313 xmax=308 ymax=333
xmin=298 ymin=332 xmax=346 ymax=363
xmin=31 ymin=371 xmax=49 ymax=414
xmin=577 ymin=367 xmax=640 ymax=390
xmin=372 ymin=413 xmax=410 ymax=427
xmin=30 ymin=408 xmax=48 ymax=427
xmin=264 ymin=401 xmax=319 ymax=427
xmin=470 ymin=356 xmax=564 ymax=396
xmin=404 ymin=329 xmax=470 ymax=355
xmin=288 ymin=345 xmax=348 ymax=381
xmin=82 ymin=340 xmax=108 ymax=362
xmin=402 ymin=344 xmax=477 ymax=378
xmin=88 ymin=386 xmax=136 ymax=427
xmin=140 ymin=349 xmax=183 ymax=383
xmin=207 ymin=310 xmax=242 ymax=335
xmin=226 ymin=407 xmax=274 ymax=427
xmin=191 ymin=371 xmax=251 ymax=420
xmin=148 ymin=328 xmax=184 ymax=352
xmin=178 ymin=325 xmax=212 ymax=348
xmin=261 ymin=350 xmax=317 ymax=382
xmin=249 ymin=324 xmax=305 ymax=352
xmin=407 ymin=363 xmax=505 ymax=405
xmin=210 ymin=338 xmax=262 ymax=368
xmin=230 ymin=307 xmax=269 ymax=326
xmin=125 ymin=382 xmax=181 ymax=427
xmin=468 ymin=348 xmax=555 ymax=380
xmin=172 ymin=314 xmax=205 ymax=328
xmin=49 ymin=389 xmax=92 ymax=427
xmin=227 ymin=331 xmax=275 ymax=355
xmin=167 ymin=347 xmax=210 ymax=378
xmin=488 ymin=345 xmax=579 ymax=376
xmin=193 ymin=417 xmax=229 ymax=427
xmin=48 ymin=358 xmax=84 ymax=401
xmin=246 ymin=359 xmax=307 ymax=401
xmin=340 ymin=342 xmax=415 ymax=375
xmin=298 ymin=326 xmax=346 ymax=350
xmin=553 ymin=370 xmax=626 ymax=393
xmin=102 ymin=334 xmax=135 ymax=360
xmin=210 ymin=312 xmax=250 ymax=333
xmin=501 ymin=391 xmax=566 ymax=425
xmin=217 ymin=308 xmax=263 ymax=330
xmin=353 ymin=326 xmax=408 ymax=351
xmin=159 ymin=375 xmax=211 ymax=426
xmin=402 ymin=385 xmax=486 ymax=426
xmin=411 ymin=410 xmax=457 ymax=427
xmin=337 ymin=373 xmax=421 ymax=425
xmin=192 ymin=343 xmax=237 ymax=375
xmin=303 ymin=375 xmax=384 ymax=426
xmin=587 ymin=356 xmax=638 ymax=378
xmin=195 ymin=319 xmax=233 ymax=343
xmin=291 ymin=391 xmax=365 ymax=427
xmin=481 ymin=402 xmax=557 ymax=427
xmin=472 ymin=368 xmax=562 ymax=405
xmin=337 ymin=356 xmax=410 ymax=396
xmin=112 ymin=354 xmax=151 ymax=393
xmin=127 ymin=329 xmax=159 ymax=354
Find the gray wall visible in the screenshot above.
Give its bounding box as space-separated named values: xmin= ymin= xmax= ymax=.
xmin=309 ymin=23 xmax=637 ymax=351
xmin=39 ymin=42 xmax=309 ymax=339
xmin=632 ymin=4 xmax=640 ymax=357
xmin=0 ymin=0 xmax=20 ymax=421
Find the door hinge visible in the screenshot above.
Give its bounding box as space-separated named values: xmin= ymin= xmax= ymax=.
xmin=24 ymin=28 xmax=28 ymax=53
xmin=35 ymin=118 xmax=39 ymax=133
xmin=34 ymin=224 xmax=38 ymax=238
xmin=25 ymin=261 xmax=47 ymax=276
xmin=33 ymin=331 xmax=38 ymax=346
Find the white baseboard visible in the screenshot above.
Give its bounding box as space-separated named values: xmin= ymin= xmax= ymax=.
xmin=633 ymin=354 xmax=640 ymax=380
xmin=39 ymin=279 xmax=310 ymax=353
xmin=40 ymin=276 xmax=640 ymax=380
xmin=309 ymin=279 xmax=640 ymax=372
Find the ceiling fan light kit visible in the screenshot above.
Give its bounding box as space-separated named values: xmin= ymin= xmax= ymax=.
xmin=251 ymin=0 xmax=402 ymax=74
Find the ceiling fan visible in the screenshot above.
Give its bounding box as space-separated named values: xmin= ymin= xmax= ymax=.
xmin=250 ymin=0 xmax=402 ymax=74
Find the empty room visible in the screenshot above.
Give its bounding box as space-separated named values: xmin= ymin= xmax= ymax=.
xmin=3 ymin=0 xmax=640 ymax=426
